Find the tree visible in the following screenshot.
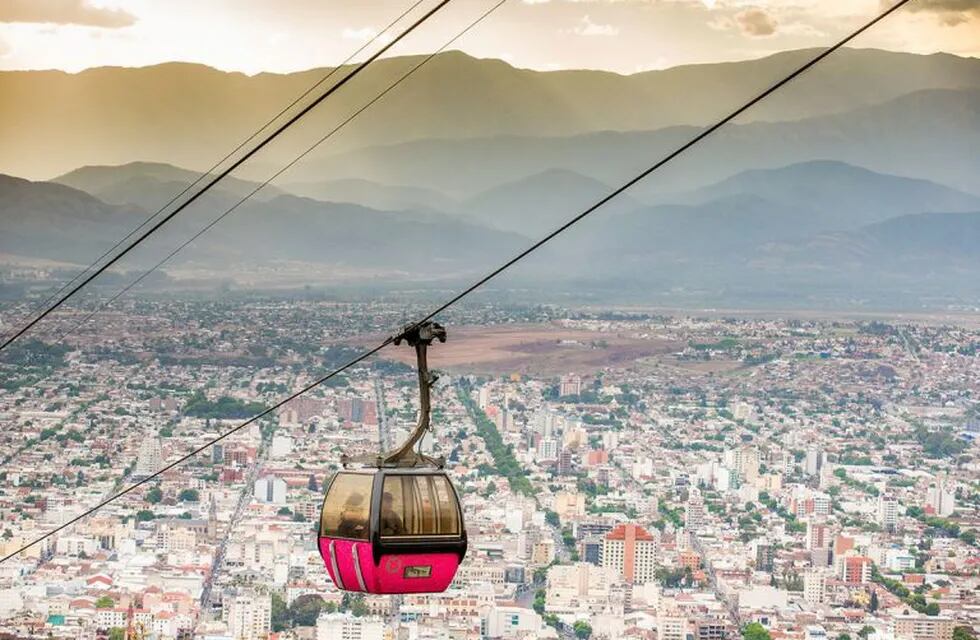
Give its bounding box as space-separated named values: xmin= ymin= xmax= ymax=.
xmin=858 ymin=626 xmax=875 ymax=639
xmin=109 ymin=628 xmax=125 ymax=640
xmin=178 ymin=488 xmax=200 ymax=502
xmin=95 ymin=596 xmax=114 ymax=609
xmin=271 ymin=593 xmax=289 ymax=632
xmin=925 ymin=602 xmax=941 ymax=616
xmin=532 ymin=589 xmax=546 ymax=614
xmin=954 ymin=626 xmax=978 ymax=640
xmin=135 ymin=510 xmax=155 ymax=522
xmin=837 ymin=635 xmax=852 ymax=640
xmin=146 ymin=486 xmax=163 ymax=504
xmin=869 ymin=590 xmax=879 ymax=612
xmin=743 ymin=622 xmax=772 ymax=640
xmin=288 ymin=594 xmax=324 ymax=627
xmin=573 ymin=621 xmax=592 ymax=639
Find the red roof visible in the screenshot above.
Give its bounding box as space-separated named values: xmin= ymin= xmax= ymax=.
xmin=605 ymin=524 xmax=655 ymax=541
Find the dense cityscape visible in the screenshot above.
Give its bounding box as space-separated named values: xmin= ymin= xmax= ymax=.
xmin=0 ymin=298 xmax=977 ymax=640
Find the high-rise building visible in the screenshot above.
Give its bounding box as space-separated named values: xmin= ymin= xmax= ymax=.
xmin=878 ymin=494 xmax=899 ymax=531
xmin=134 ymin=435 xmax=163 ymax=479
xmin=805 ymin=446 xmax=824 ymax=477
xmin=254 ymin=475 xmax=287 ymax=505
xmin=316 ymin=612 xmax=384 ymax=640
xmin=225 ymin=591 xmax=271 ymax=640
xmin=803 ymin=570 xmax=826 ymax=604
xmin=560 ymin=374 xmax=582 ymax=397
xmin=685 ymin=488 xmax=706 ymax=533
xmin=839 ymin=556 xmax=873 ymax=584
xmin=806 ymin=521 xmax=831 ymax=551
xmin=755 ymin=544 xmax=774 ymax=572
xmin=602 ymin=523 xmax=659 ymax=584
xmin=926 ymin=477 xmax=956 ymax=517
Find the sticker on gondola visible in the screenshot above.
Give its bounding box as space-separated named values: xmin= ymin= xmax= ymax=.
xmin=404 ymin=566 xmax=432 ymax=579
xmin=383 ymin=557 xmax=402 ymax=575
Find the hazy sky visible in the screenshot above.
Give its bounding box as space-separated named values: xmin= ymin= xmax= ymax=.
xmin=0 ymin=0 xmax=977 ymax=74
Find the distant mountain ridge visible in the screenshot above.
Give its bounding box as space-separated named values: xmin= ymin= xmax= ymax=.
xmin=291 ymin=88 xmax=980 ymax=197
xmin=1 ymin=48 xmax=978 ymax=180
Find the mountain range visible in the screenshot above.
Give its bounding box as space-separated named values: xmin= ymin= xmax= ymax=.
xmin=2 ymin=48 xmax=978 ymax=181
xmin=1 ymin=48 xmax=978 ymax=307
xmin=2 ymin=158 xmax=977 ymax=306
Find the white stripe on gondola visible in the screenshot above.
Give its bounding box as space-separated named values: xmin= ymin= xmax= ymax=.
xmin=352 ymin=544 xmax=368 ymax=591
xmin=328 ymin=541 xmax=345 ymax=590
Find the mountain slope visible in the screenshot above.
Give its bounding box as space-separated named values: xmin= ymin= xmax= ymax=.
xmin=671 ymin=160 xmax=980 ymax=229
xmin=2 ymin=49 xmax=978 ymax=180
xmin=458 ymin=169 xmax=642 ymax=235
xmin=0 ymin=173 xmax=525 ymax=277
xmin=281 ymin=178 xmax=456 ymax=213
xmin=54 ymin=161 xmax=285 ymax=208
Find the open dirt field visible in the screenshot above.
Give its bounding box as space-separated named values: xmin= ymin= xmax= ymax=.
xmin=374 ymin=323 xmax=681 ymax=376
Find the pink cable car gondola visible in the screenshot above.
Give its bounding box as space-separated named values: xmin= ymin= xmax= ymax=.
xmin=318 ymin=322 xmax=467 ymax=594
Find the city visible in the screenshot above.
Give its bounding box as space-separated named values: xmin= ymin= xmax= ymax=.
xmin=0 ymin=299 xmax=977 ymax=640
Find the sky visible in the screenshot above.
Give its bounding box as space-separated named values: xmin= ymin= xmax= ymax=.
xmin=0 ymin=0 xmax=977 ymax=74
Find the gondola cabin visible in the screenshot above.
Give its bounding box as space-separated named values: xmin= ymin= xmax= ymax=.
xmin=318 ymin=467 xmax=466 ymax=594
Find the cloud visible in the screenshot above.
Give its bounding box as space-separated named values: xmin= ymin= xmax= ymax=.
xmin=0 ymin=0 xmax=135 ymax=28
xmin=570 ymin=14 xmax=620 ymax=36
xmin=895 ymin=0 xmax=980 ymax=25
xmin=341 ymin=26 xmax=378 ymax=41
xmin=735 ymin=7 xmax=777 ymax=36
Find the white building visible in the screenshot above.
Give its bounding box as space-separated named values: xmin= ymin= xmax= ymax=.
xmin=803 ymin=570 xmax=826 ymax=605
xmin=878 ymin=494 xmax=899 ymax=530
xmin=225 ymin=591 xmax=271 ymax=640
xmin=254 ymin=475 xmax=287 ymax=505
xmin=316 ymin=612 xmax=385 ymax=640
xmin=926 ymin=478 xmax=956 ymax=517
xmin=134 ymin=435 xmax=164 ymax=479
xmin=483 ymin=605 xmax=544 ymax=639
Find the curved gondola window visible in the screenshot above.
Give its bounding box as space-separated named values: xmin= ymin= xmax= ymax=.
xmin=381 ymin=474 xmax=460 ymax=537
xmin=321 ymin=473 xmax=373 ymax=540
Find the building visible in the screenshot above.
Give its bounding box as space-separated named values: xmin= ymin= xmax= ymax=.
xmin=685 ymin=488 xmax=706 ymax=533
xmin=839 ymin=556 xmax=873 ymax=585
xmin=891 ymin=614 xmax=955 ymax=640
xmin=546 ymin=563 xmax=621 ymax=616
xmin=133 ymin=435 xmax=164 ymax=479
xmin=804 ymin=626 xmax=828 ymax=640
xmin=531 ymin=539 xmax=556 ymax=565
xmin=806 ymin=521 xmax=831 ymax=551
xmin=805 ymin=446 xmax=824 ymax=476
xmin=755 ymin=544 xmax=774 ymax=572
xmin=657 ymin=608 xmax=688 ymax=640
xmin=878 ymin=494 xmax=899 ymax=530
xmin=560 ymin=374 xmax=583 ymax=397
xmin=803 ymin=570 xmax=826 ymax=604
xmin=926 ymin=478 xmax=956 ymax=517
xmin=602 ymin=523 xmax=659 ymax=584
xmin=694 ymin=620 xmax=731 ymax=640
xmin=254 ymin=474 xmax=287 ymax=505
xmin=225 ymin=591 xmax=272 ymax=640
xmin=316 ymin=612 xmax=385 ymax=640
xmin=483 ymin=605 xmax=544 ymax=639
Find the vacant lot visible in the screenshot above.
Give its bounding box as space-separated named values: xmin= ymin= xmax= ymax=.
xmin=374 ymin=323 xmax=680 ymax=376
